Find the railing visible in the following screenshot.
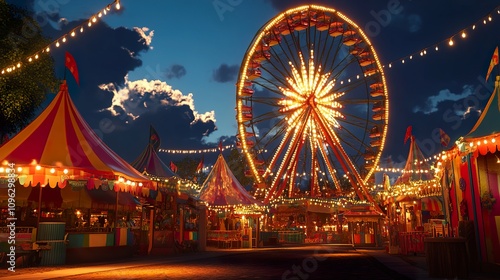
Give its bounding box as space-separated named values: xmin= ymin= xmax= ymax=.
xmin=399 ymin=231 xmax=429 ymax=255
xmin=207 ymin=230 xmax=242 ymax=248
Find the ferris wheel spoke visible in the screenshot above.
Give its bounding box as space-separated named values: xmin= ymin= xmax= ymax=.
xmin=264 ymin=120 xmax=307 ymax=203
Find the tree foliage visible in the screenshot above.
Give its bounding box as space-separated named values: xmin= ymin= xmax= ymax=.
xmin=0 ymin=1 xmax=58 ymax=142
xmin=173 ymin=156 xmax=207 ymax=184
xmin=226 ymin=148 xmax=253 ymax=189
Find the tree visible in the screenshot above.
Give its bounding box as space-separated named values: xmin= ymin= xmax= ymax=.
xmin=174 ymin=156 xmax=207 ymax=184
xmin=0 ymin=1 xmax=58 ymax=143
xmin=226 ymin=148 xmax=253 ymax=189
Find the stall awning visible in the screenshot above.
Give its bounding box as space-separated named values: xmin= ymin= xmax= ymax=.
xmin=421 ymin=197 xmax=442 ymax=212
xmin=27 ymin=185 xmax=63 ymax=208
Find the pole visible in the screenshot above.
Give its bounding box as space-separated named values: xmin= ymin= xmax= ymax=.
xmin=466 ymin=154 xmax=482 ymax=262
xmin=36 ymin=183 xmax=42 ymax=240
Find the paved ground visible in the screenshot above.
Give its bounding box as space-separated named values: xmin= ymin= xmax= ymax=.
xmin=0 ymin=245 xmax=498 ymax=280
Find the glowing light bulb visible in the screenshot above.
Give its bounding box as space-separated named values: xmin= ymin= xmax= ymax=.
xmin=50 ymin=168 xmax=55 ymax=173
xmin=115 ymin=1 xmax=121 ymax=10
xmin=448 ymin=39 xmax=454 ymax=46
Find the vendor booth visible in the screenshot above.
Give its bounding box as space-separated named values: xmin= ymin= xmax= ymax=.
xmin=344 ymin=205 xmax=384 ymax=247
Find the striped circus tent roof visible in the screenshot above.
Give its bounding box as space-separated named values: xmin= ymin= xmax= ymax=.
xmin=394 ymin=136 xmax=434 ymax=186
xmin=465 ymin=76 xmax=500 ymax=139
xmin=131 ymin=143 xmax=176 ymax=179
xmin=198 ymin=154 xmax=262 ymax=208
xmin=0 ymin=81 xmax=152 ymax=193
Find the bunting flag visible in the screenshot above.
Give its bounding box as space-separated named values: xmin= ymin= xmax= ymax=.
xmin=439 ymin=128 xmax=451 ymax=147
xmin=196 ymin=156 xmax=204 ymax=173
xmin=170 ymin=161 xmax=178 ymax=173
xmin=404 ymin=125 xmax=412 ymax=144
xmin=486 ymin=46 xmax=499 ymax=82
xmin=65 ymin=51 xmax=79 ymax=85
xmin=149 ymin=125 xmax=160 ymax=150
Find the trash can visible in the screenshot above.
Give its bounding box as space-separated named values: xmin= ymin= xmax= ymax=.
xmin=39 ymin=240 xmax=66 ymax=266
xmin=37 ymin=222 xmax=65 ymax=240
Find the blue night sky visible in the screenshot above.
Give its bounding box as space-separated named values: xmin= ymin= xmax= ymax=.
xmin=6 ymin=0 xmax=500 ymax=173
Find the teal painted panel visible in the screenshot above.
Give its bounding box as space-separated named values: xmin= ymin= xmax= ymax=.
xmin=106 ymin=233 xmax=114 ymax=246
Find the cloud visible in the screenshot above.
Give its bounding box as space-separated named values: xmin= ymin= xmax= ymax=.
xmin=458 ymin=106 xmax=481 ymax=119
xmin=133 ymin=27 xmax=154 ymax=47
xmin=213 ymin=63 xmax=239 ymax=83
xmin=165 ymin=64 xmax=187 ymax=79
xmin=98 ymin=76 xmax=216 ymax=125
xmin=413 ymin=85 xmax=474 ymax=115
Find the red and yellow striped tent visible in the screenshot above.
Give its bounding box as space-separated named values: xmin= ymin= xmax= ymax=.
xmin=0 ymin=81 xmax=152 ymax=195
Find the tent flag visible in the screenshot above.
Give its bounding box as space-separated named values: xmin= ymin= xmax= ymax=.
xmin=486 ymin=46 xmax=498 ymax=82
xmin=149 ymin=125 xmax=160 ymax=150
xmin=404 ymin=125 xmax=412 ymax=144
xmin=439 ymin=128 xmax=450 ymax=147
xmin=65 ymin=51 xmax=79 ymax=86
xmin=196 ymin=156 xmax=204 ymax=173
xmin=170 ymin=161 xmax=178 ymax=173
xmin=218 ymin=141 xmax=223 ymax=153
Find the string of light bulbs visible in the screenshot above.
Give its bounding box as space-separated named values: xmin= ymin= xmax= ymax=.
xmin=0 ymin=0 xmax=122 ymax=75
xmin=158 ymin=144 xmax=235 ymax=154
xmin=327 ymin=4 xmax=500 ymax=86
xmin=385 ymin=5 xmax=500 ymax=69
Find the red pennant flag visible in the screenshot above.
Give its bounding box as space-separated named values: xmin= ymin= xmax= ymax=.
xmin=196 ymin=157 xmax=204 ymax=173
xmin=170 ymin=161 xmax=178 ymax=173
xmin=149 ymin=125 xmax=160 ymax=150
xmin=439 ymin=128 xmax=450 ymax=147
xmin=65 ymin=51 xmax=79 ymax=85
xmin=404 ymin=125 xmax=412 ymax=144
xmin=486 ymin=46 xmax=499 ymax=82
xmin=218 ymin=141 xmax=223 ymax=153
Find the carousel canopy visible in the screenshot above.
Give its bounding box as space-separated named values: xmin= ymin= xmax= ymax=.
xmin=131 ymin=126 xmax=176 ymax=179
xmin=465 ymin=76 xmax=500 ymax=139
xmin=394 ymin=136 xmax=434 ymax=186
xmin=0 ymin=81 xmax=151 ymax=187
xmin=197 ymin=154 xmax=261 ymax=208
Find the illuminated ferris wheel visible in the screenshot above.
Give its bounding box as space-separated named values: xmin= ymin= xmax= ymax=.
xmin=235 ymin=5 xmax=389 ymax=205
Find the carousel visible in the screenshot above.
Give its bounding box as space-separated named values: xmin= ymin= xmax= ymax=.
xmin=198 ymin=153 xmax=264 ymax=249
xmin=384 ymin=133 xmax=443 ymax=255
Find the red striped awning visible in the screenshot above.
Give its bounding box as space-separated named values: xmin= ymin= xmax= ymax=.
xmin=421 ymin=197 xmax=443 ymax=212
